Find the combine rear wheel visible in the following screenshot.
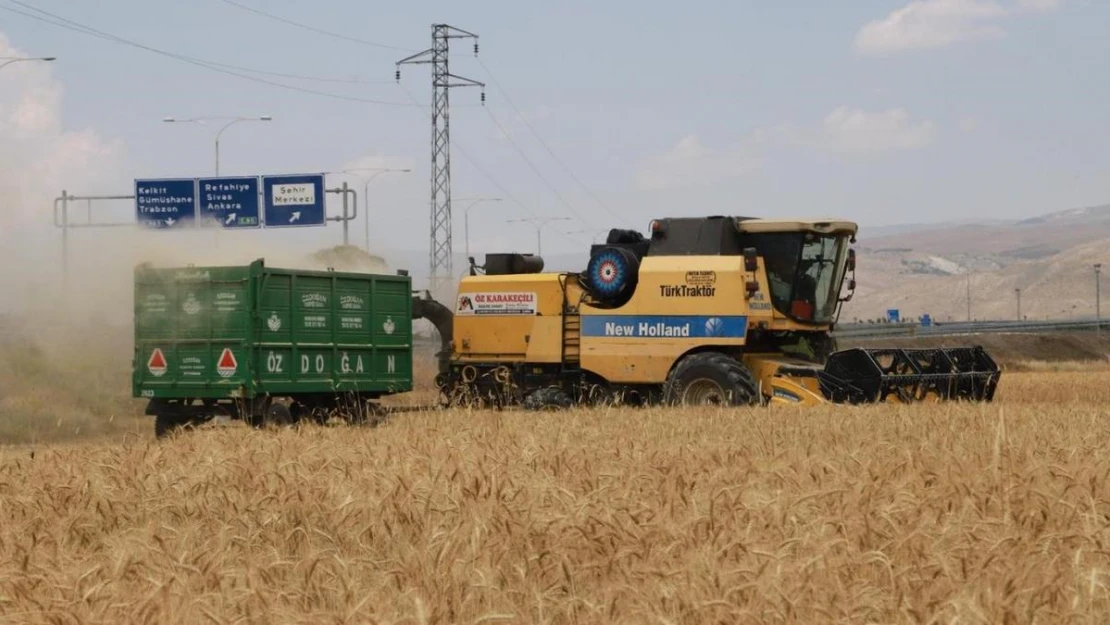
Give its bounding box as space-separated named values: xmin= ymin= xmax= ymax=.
xmin=664 ymin=352 xmax=759 ymax=407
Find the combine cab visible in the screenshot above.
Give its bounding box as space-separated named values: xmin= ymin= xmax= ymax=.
xmin=438 ymin=216 xmax=1001 ymax=408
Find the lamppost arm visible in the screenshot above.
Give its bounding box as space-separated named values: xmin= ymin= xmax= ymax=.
xmin=163 ymin=115 xmax=271 ymax=176
xmin=509 ymin=216 xmax=571 ymax=256
xmin=0 ymin=56 xmax=56 ymax=71
xmin=215 ymin=118 xmax=245 ymax=143
xmin=458 ymin=197 xmax=502 ymax=261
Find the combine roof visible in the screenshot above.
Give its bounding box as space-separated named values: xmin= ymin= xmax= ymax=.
xmin=734 ymin=218 xmax=858 ymax=236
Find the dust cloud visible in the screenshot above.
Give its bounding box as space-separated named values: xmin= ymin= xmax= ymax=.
xmin=0 ymin=32 xmax=400 ymax=325
xmin=0 ymin=38 xmax=402 ymax=441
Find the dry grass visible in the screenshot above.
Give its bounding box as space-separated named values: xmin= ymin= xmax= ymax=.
xmin=1 ymin=370 xmax=1110 ymax=623
xmin=1004 ymin=359 xmax=1110 ymax=373
xmin=0 ymin=322 xmax=146 ymax=444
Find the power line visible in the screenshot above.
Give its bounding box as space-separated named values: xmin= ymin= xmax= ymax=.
xmin=210 ymin=4 xmax=589 ymax=247
xmin=217 ymin=0 xmax=414 ymax=52
xmin=484 ymin=106 xmax=596 ymax=229
xmin=476 ymin=57 xmax=634 ymax=228
xmin=395 ymin=80 xmax=587 ymax=250
xmin=201 ymin=62 xmax=394 ymax=85
xmin=1 ymin=2 xmax=416 ymax=106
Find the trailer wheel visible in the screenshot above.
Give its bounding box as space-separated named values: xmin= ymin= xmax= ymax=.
xmin=664 ymin=352 xmax=759 ymax=407
xmin=266 ymin=402 xmax=297 ymax=427
xmin=289 ymin=402 xmax=308 ymax=424
xmin=359 ymin=402 xmax=387 ymax=427
xmin=154 ymin=413 xmax=190 ymax=438
xmin=249 ymin=401 xmax=296 ymax=429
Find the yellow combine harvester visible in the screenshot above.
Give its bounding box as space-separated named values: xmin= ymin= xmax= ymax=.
xmin=429 ymin=216 xmax=1000 ymax=408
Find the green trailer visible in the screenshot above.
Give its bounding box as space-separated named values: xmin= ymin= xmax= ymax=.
xmin=132 ymin=259 xmax=415 ymax=437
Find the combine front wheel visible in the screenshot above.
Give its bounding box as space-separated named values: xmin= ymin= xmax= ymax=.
xmin=664 ymin=352 xmax=759 ymax=407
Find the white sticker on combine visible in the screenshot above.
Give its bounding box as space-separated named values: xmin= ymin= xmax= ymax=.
xmin=456 ymin=292 xmax=537 ymax=316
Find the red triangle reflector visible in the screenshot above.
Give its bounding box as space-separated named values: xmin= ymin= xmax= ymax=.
xmin=147 ymin=348 xmax=168 ymax=377
xmin=216 ymin=348 xmax=238 ymax=378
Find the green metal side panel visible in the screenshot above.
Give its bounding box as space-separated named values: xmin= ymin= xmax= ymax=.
xmin=132 ymin=260 xmax=413 ymax=400
xmin=132 ymin=264 xmax=255 ymax=400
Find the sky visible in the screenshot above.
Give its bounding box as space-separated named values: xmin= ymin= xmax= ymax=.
xmin=0 ymin=0 xmax=1107 ymax=292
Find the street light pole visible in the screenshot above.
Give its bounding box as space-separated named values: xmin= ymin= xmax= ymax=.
xmin=163 ymin=115 xmax=273 ymax=175
xmin=1015 ymin=288 xmax=1021 ymax=321
xmin=335 ymin=168 xmax=411 ymax=252
xmin=1096 ymin=264 xmax=1103 ymax=335
xmin=509 ymin=217 xmax=572 ymax=256
xmin=966 ymin=268 xmax=972 ymax=323
xmin=0 ymin=56 xmax=56 ymax=72
xmin=456 ymin=197 xmax=503 ymax=261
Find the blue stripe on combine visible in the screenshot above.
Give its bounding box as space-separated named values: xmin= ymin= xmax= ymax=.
xmin=581 ymin=315 xmax=748 ymax=339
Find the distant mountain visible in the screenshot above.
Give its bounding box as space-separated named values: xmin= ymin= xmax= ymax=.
xmin=856 ymin=203 xmax=1110 ymax=260
xmin=860 ymin=217 xmax=1017 ymax=239
xmin=843 ymin=203 xmax=1110 ymax=323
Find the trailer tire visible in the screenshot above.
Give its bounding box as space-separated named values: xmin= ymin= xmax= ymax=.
xmin=154 ymin=413 xmax=189 ymax=439
xmin=523 ymin=386 xmax=573 ymax=411
xmin=664 ymin=352 xmax=759 ymax=407
xmin=266 ymin=402 xmax=296 ymax=427
xmin=362 ymin=402 xmax=387 ymax=427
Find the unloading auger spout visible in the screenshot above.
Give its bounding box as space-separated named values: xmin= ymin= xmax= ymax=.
xmin=412 ymin=291 xmax=455 ymax=376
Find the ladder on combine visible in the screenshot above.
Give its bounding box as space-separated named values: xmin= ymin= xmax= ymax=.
xmin=560 ymin=276 xmax=581 ymax=368
xmin=563 ymin=310 xmax=581 ymax=365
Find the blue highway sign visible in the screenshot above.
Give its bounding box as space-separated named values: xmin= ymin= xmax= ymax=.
xmin=262 ymin=174 xmax=326 ymax=228
xmin=197 ymin=176 xmax=261 ymax=228
xmin=135 ymin=178 xmax=196 ymax=229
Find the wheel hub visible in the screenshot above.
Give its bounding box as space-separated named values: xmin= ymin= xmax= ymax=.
xmin=682 ymin=379 xmax=728 ymax=405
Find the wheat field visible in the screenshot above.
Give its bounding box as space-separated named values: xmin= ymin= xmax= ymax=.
xmin=1 ymin=369 xmax=1109 ymax=624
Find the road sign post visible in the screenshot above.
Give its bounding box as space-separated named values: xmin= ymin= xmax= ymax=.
xmin=262 ymin=174 xmax=326 ymax=228
xmin=325 ymin=181 xmax=358 ymax=246
xmin=339 ymin=181 xmax=351 ymax=245
xmin=54 ymin=190 xmax=136 ymax=296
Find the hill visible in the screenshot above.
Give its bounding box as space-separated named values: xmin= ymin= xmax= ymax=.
xmin=843 ymin=204 xmax=1110 ymax=322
